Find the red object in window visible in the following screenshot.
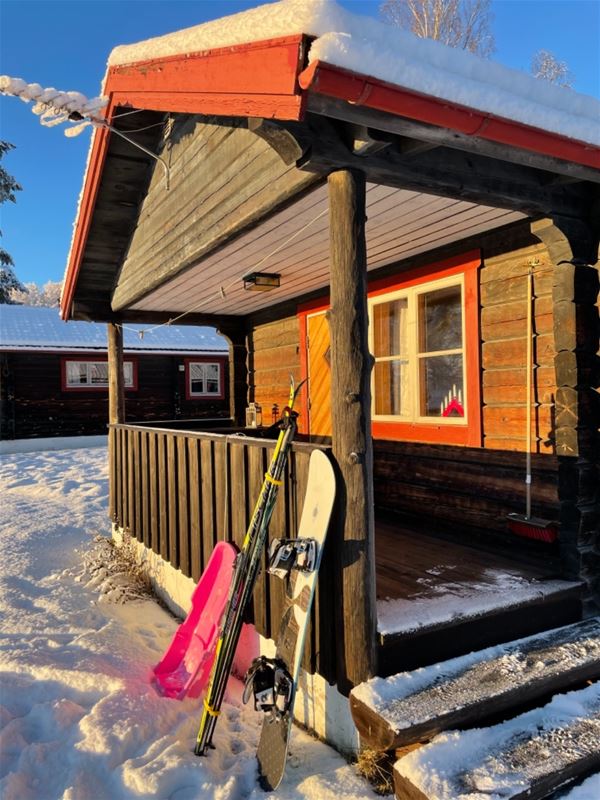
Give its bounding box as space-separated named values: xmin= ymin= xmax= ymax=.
xmin=442 ymin=398 xmax=465 ymax=418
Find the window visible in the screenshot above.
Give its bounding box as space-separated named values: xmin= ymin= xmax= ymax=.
xmin=62 ymin=359 xmax=135 ymax=390
xmin=367 ymin=252 xmax=481 ymax=446
xmin=187 ymin=361 xmax=222 ymax=398
xmin=371 ymin=276 xmax=467 ymax=425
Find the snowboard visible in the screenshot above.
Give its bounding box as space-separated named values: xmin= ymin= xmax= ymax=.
xmin=256 ymin=448 xmax=336 ymax=791
xmin=153 ymin=541 xmax=237 ymax=699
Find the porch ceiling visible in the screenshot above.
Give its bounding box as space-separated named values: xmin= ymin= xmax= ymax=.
xmin=129 ymin=182 xmax=525 ymax=317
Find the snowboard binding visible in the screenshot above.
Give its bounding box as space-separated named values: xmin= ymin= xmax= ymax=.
xmin=243 ymin=656 xmax=294 ymax=723
xmin=268 ymin=538 xmax=317 ymax=579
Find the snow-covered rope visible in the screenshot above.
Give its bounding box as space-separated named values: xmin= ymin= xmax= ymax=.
xmin=0 ymin=75 xmax=107 ymax=137
xmin=0 ymin=74 xmax=170 ymax=185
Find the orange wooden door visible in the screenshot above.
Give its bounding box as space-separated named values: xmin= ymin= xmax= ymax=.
xmin=307 ymin=311 xmax=332 ymax=436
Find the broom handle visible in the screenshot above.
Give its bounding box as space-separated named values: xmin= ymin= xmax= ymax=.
xmin=526 ymin=268 xmax=533 ymax=519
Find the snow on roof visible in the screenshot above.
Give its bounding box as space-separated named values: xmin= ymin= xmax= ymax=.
xmin=109 ymin=0 xmax=599 ymax=148
xmin=0 ymin=305 xmax=228 ymax=354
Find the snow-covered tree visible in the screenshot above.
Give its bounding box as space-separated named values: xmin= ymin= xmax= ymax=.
xmin=10 ymin=279 xmax=62 ymax=307
xmin=531 ymin=49 xmax=573 ymax=88
xmin=0 ymin=140 xmax=24 ymax=303
xmin=380 ymin=0 xmax=495 ymax=57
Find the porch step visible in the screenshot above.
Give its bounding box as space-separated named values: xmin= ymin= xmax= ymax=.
xmin=377 ymin=578 xmax=584 ymax=677
xmin=351 ymin=617 xmax=600 ymax=750
xmin=393 ymin=681 xmax=600 ymax=800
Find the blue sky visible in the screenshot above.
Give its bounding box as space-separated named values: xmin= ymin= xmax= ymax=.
xmin=1 ymin=0 xmax=598 ymax=286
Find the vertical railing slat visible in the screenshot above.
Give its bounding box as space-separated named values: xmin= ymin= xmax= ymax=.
xmin=188 ymin=437 xmax=202 ymax=582
xmin=148 ymin=431 xmax=159 ymax=553
xmin=158 ymin=433 xmax=169 ymax=562
xmin=167 ymin=434 xmax=179 ymax=568
xmin=177 ymin=435 xmax=191 ymax=577
xmin=200 ymin=439 xmax=216 ymax=568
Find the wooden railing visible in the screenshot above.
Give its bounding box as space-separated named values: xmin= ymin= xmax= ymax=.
xmin=108 ymin=423 xmax=337 ymax=683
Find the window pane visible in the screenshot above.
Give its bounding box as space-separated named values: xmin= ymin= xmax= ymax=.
xmin=66 ymin=362 xmax=86 ymax=385
xmin=190 ymin=363 xmax=206 ymax=381
xmin=90 ymin=363 xmax=108 ymax=385
xmin=123 ymin=362 xmax=133 ymax=387
xmin=419 ymin=285 xmax=462 ymax=353
xmin=419 ymin=354 xmax=464 ymax=417
xmin=372 ymin=298 xmax=408 ymax=358
xmin=374 ymin=359 xmax=409 ymax=416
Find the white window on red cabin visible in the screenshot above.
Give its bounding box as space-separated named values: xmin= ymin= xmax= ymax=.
xmin=369 ymin=275 xmax=466 ymax=424
xmin=65 ymin=360 xmax=134 ymax=388
xmin=188 ymin=362 xmax=221 ymax=396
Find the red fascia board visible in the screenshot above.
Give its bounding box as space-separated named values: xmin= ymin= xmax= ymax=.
xmin=60 ymin=35 xmax=308 ymax=322
xmin=299 ymin=60 xmax=600 ymax=171
xmin=108 ymin=35 xmax=307 ymax=101
xmin=60 ymin=100 xmax=114 ymax=322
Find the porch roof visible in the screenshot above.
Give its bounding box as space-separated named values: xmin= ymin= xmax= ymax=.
xmin=60 ymin=0 xmax=600 ymax=322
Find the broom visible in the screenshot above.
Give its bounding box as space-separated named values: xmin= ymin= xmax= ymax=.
xmin=507 ymin=267 xmax=558 ymax=543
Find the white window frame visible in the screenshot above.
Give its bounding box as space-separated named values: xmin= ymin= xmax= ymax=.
xmin=64 ymin=359 xmax=134 ymax=389
xmin=187 ymin=361 xmax=222 ymax=398
xmin=368 ymin=273 xmax=468 ymax=426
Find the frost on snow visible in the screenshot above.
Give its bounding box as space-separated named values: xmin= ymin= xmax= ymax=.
xmin=0 ymin=446 xmax=377 ymax=800
xmin=395 ymin=682 xmax=600 ymax=800
xmin=108 ymin=0 xmax=599 ymax=147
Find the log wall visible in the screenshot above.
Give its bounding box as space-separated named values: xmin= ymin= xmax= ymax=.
xmin=109 ymin=424 xmax=337 ymax=684
xmin=248 ymin=317 xmax=302 ymax=426
xmin=481 ymin=240 xmax=557 ymax=453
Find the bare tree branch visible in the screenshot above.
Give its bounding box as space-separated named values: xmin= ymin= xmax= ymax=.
xmin=380 ymin=0 xmax=495 ymax=57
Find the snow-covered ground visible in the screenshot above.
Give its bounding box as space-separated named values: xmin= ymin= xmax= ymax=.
xmin=0 ymin=445 xmax=379 ymax=800
xmin=2 ymin=441 xmax=597 ymax=800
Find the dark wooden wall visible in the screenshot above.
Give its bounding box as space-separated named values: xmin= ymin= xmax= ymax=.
xmin=110 ymin=425 xmax=337 ymax=684
xmin=373 ymin=439 xmax=559 ymax=536
xmin=0 ymin=351 xmax=229 ymax=440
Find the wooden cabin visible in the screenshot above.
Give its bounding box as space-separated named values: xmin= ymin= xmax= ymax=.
xmin=59 ymin=2 xmax=599 ymax=758
xmin=0 ymin=305 xmax=229 ymax=439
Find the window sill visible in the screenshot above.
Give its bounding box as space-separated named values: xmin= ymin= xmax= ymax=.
xmin=372 ymin=419 xmax=481 ymax=447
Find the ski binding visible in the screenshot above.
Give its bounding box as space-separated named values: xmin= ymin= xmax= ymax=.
xmin=268 ymin=538 xmax=317 ymax=578
xmin=243 ymin=656 xmax=294 ymax=723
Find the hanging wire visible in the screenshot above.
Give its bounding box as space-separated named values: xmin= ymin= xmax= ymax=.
xmin=117 ymin=205 xmax=330 ymax=338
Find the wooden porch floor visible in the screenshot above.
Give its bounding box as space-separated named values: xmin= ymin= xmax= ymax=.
xmin=373 ymin=514 xmax=583 ymax=675
xmin=375 ymin=514 xmax=561 ymax=603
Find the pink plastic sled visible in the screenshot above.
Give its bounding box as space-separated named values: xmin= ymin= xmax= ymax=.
xmin=153 ymin=541 xmax=237 ymax=699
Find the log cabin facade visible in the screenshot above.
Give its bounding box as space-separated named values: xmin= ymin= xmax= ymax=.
xmin=0 ymin=305 xmax=230 ymax=439
xmin=59 ymin=2 xmax=599 ymax=750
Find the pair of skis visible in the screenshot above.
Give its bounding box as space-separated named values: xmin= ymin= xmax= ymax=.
xmin=194 ymin=380 xmax=303 ymax=756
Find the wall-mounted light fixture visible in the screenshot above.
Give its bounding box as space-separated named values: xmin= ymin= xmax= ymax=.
xmin=243 ymin=272 xmax=281 ymax=292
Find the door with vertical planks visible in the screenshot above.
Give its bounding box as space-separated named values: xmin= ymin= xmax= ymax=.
xmin=307 ymin=311 xmax=332 ymax=436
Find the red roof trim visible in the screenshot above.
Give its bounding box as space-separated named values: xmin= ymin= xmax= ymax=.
xmin=299 ymin=60 xmax=600 ymax=171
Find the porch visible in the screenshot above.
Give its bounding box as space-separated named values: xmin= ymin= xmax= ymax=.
xmin=109 ymin=423 xmax=583 ymax=685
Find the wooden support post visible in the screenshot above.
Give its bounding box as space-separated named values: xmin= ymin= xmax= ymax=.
xmin=218 ymin=325 xmax=248 ymax=426
xmin=328 ymin=169 xmax=377 ymax=690
xmin=531 ymin=217 xmax=600 ymax=614
xmin=107 ymin=322 xmax=125 ymax=525
xmin=107 ymin=323 xmax=125 ymax=425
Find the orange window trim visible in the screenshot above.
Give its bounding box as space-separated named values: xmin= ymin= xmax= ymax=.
xmin=298 ymin=251 xmax=482 ymax=446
